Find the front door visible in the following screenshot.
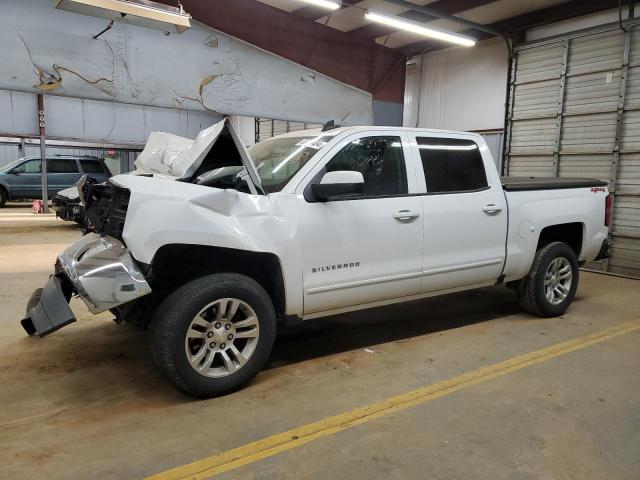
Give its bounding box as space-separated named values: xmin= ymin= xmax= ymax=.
xmin=11 ymin=159 xmax=42 ymax=198
xmin=298 ymin=132 xmax=423 ymax=315
xmin=409 ymin=134 xmax=507 ymax=292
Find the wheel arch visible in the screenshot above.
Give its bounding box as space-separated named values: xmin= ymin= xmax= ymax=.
xmin=147 ymin=244 xmax=286 ymax=319
xmin=536 ymin=222 xmax=584 ymax=257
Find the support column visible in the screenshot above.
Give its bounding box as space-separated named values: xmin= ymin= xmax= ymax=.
xmin=37 ymin=93 xmax=48 ymax=214
xmin=605 ymin=29 xmax=632 ymax=272
xmin=503 ymin=51 xmax=519 ymax=176
xmin=553 ymin=39 xmax=570 ymax=177
xmin=18 ymin=138 xmax=26 ymax=158
xmin=611 ymin=30 xmax=631 ymax=194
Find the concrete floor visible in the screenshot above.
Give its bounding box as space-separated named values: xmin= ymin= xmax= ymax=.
xmin=0 ymin=204 xmax=639 ymax=480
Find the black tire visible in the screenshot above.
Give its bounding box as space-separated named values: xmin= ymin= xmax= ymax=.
xmin=517 ymin=241 xmax=579 ymax=317
xmin=0 ymin=188 xmax=7 ymax=207
xmin=150 ymin=273 xmax=277 ymax=398
xmin=75 ymin=211 xmax=88 ymax=228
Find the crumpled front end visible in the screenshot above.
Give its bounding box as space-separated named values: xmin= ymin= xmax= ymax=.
xmin=82 ymin=179 xmax=131 ymax=240
xmin=21 ymin=233 xmax=152 ymax=337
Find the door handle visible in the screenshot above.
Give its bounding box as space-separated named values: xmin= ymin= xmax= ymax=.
xmin=393 ymin=210 xmax=421 ymax=221
xmin=482 ymin=204 xmax=502 ymax=215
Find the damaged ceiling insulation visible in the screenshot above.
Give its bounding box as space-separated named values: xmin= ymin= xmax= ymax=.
xmin=18 ymin=34 xmax=116 ymax=96
xmin=173 ymin=75 xmax=219 ymax=110
xmin=173 ymin=46 xmax=250 ymax=112
xmin=2 ymin=0 xmax=374 ymax=125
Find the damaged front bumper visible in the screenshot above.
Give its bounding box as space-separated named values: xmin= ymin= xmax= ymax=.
xmin=21 ymin=233 xmax=152 ymax=337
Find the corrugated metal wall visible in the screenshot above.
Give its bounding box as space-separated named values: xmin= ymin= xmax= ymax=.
xmin=505 ymin=24 xmax=640 ymax=278
xmin=403 ymin=37 xmax=508 ymax=132
xmin=478 ymin=131 xmax=504 ymax=172
xmin=255 ymin=118 xmax=322 ymax=142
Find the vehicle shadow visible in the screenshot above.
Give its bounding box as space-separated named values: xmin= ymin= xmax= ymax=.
xmin=6 ymin=285 xmax=521 ymax=407
xmin=266 ymin=285 xmax=521 ymax=369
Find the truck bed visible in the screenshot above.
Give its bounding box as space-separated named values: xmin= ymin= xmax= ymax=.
xmin=501 ymin=177 xmax=608 ymax=192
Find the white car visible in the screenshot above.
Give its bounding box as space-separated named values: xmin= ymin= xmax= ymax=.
xmin=22 ymin=119 xmax=611 ymax=397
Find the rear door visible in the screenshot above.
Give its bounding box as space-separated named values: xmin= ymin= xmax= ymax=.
xmin=408 ymin=134 xmax=508 ymax=292
xmin=47 ymin=158 xmax=82 ymax=196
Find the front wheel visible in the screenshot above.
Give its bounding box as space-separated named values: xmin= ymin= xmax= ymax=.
xmin=517 ymin=241 xmax=579 ymax=317
xmin=150 ymin=273 xmax=277 ymax=397
xmin=0 ymin=188 xmax=7 ymax=207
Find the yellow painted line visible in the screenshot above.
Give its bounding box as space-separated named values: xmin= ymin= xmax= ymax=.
xmin=147 ymin=321 xmax=640 ymax=480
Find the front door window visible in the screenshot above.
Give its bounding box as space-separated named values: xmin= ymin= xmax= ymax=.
xmin=15 ymin=159 xmax=41 ymax=174
xmin=325 ymin=136 xmax=408 ymax=197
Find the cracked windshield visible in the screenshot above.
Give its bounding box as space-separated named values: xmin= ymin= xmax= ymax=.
xmin=250 ymin=136 xmax=332 ymax=193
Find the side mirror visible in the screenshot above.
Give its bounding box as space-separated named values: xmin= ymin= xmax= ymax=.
xmin=311 ymin=170 xmax=364 ymax=202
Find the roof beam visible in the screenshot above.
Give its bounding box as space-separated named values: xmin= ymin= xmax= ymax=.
xmin=159 ymin=0 xmax=407 ymax=102
xmin=489 ymin=0 xmax=620 ymax=35
xmin=402 ymin=0 xmax=620 ymax=55
xmin=381 ymin=0 xmax=503 ymax=36
xmin=349 ymin=0 xmax=497 ymax=41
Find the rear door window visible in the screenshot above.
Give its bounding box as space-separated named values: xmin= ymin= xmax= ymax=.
xmin=80 ymin=160 xmax=106 ymax=174
xmin=47 ymin=159 xmax=79 ymax=173
xmin=416 ymin=137 xmax=487 ymax=193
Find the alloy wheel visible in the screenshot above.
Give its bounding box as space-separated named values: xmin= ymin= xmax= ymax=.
xmin=544 ymin=257 xmax=573 ymax=305
xmin=184 ymin=298 xmax=260 ymax=377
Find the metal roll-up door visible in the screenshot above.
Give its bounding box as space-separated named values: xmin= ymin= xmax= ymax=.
xmin=255 ymin=118 xmax=321 ymax=142
xmin=256 ymin=118 xmax=274 ymax=142
xmin=505 ymin=22 xmax=640 ymax=278
xmin=272 ymin=120 xmax=289 ymax=137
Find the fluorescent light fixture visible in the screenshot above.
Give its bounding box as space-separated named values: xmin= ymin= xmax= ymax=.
xmin=364 ymin=10 xmax=476 ymax=47
xmin=55 ymin=0 xmax=191 ymax=34
xmin=296 ymin=0 xmax=342 ymax=10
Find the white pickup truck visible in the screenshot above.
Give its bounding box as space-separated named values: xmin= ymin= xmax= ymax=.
xmin=21 ymin=119 xmax=611 ymax=397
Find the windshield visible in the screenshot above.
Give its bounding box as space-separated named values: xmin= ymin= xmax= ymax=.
xmin=249 ymin=135 xmax=332 ymax=193
xmin=0 ymin=158 xmax=26 ymax=173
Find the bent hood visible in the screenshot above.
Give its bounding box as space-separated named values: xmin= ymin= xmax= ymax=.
xmin=132 ymin=117 xmax=264 ymax=194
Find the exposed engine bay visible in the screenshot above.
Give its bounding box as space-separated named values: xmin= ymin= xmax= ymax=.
xmin=82 ymin=180 xmax=130 ymax=240
xmin=81 ymin=118 xmax=264 ymax=238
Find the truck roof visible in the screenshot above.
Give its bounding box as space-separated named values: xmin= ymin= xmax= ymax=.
xmin=271 ymin=126 xmax=482 ymax=140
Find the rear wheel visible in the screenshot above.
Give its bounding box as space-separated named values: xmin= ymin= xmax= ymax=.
xmin=150 ymin=273 xmax=276 ymax=397
xmin=517 ymin=241 xmax=579 ymax=317
xmin=0 ymin=188 xmax=7 ymax=207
